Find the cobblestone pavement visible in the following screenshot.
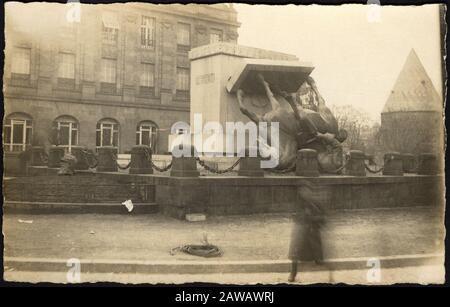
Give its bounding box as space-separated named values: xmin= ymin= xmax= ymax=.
xmin=4 ymin=265 xmax=444 ymax=285
xmin=4 ymin=206 xmax=444 ymax=262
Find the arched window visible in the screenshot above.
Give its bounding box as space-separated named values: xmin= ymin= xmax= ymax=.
xmin=53 ymin=115 xmax=78 ymax=152
xmin=96 ymin=118 xmax=119 ymax=150
xmin=136 ymin=121 xmax=158 ymax=149
xmin=3 ymin=112 xmax=33 ymax=152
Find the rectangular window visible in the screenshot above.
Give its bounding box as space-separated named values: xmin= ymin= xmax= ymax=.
xmin=96 ymin=122 xmax=119 ymax=149
xmin=140 ymin=63 xmax=155 ymax=87
xmin=101 ymin=58 xmax=117 ymax=83
xmin=209 ymin=29 xmax=223 ymax=44
xmin=58 ymin=53 xmax=75 ymax=79
xmin=56 ymin=121 xmax=78 ymax=151
xmin=11 ymin=47 xmax=31 ymax=75
xmin=141 ymin=16 xmax=155 ymax=48
xmin=176 ymin=68 xmax=190 ymax=91
xmin=102 ymin=12 xmax=119 ymax=44
xmin=3 ymin=119 xmax=32 ymax=152
xmin=177 ymin=23 xmax=190 ymax=46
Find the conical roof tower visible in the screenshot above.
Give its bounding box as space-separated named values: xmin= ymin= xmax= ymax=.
xmin=382 ymin=49 xmax=442 ymax=113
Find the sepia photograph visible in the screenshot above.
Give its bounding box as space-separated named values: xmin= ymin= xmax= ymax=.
xmin=1 ymin=0 xmax=447 ymax=290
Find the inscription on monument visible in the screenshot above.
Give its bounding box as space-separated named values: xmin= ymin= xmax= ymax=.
xmin=196 ymin=73 xmax=215 ymax=85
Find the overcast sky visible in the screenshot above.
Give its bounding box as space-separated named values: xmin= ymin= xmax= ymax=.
xmin=235 ymin=4 xmax=443 ymax=121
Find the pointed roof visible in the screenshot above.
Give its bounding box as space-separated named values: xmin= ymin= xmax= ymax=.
xmin=382 ymin=49 xmax=442 ymax=113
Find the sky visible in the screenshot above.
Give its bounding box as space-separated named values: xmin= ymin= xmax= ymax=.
xmin=234 ymin=4 xmax=443 ymax=121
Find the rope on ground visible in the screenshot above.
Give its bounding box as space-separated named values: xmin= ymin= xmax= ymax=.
xmin=170 ymin=244 xmax=223 ymax=258
xmin=195 ymin=157 xmax=241 ymax=174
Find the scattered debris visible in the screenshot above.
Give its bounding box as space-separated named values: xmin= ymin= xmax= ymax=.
xmin=122 ymin=199 xmax=134 ymax=212
xmin=18 ymin=219 xmax=33 ymax=224
xmin=185 ymin=213 xmax=206 ymax=222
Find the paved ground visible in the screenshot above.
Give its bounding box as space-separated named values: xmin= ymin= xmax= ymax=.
xmin=4 ymin=265 xmax=445 ymax=285
xmin=3 ymin=207 xmax=445 ymax=262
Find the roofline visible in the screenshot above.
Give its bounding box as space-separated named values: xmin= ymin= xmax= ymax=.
xmin=128 ymin=3 xmax=241 ymax=27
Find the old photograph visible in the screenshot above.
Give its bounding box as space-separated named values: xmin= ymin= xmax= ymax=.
xmin=2 ymin=1 xmax=446 ymax=288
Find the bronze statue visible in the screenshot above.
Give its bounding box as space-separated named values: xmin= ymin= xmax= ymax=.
xmin=237 ymin=74 xmax=347 ymax=172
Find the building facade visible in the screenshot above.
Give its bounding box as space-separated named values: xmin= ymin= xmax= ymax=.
xmin=3 ymin=3 xmax=239 ymax=173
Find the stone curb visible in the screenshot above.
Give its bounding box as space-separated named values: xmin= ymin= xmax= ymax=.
xmin=4 ymin=254 xmax=443 ymax=274
xmin=3 ymin=201 xmax=159 ymax=214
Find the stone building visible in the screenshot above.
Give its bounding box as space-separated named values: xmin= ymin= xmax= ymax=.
xmin=3 ymin=3 xmax=239 ymax=173
xmin=380 ymin=49 xmax=444 ymax=156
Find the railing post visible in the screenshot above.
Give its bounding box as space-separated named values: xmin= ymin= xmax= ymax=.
xmin=96 ymin=146 xmax=118 ymax=172
xmin=130 ymin=145 xmax=153 ymax=174
xmin=417 ymin=153 xmax=438 ymax=175
xmin=30 ymin=146 xmax=46 ymax=166
xmin=238 ymin=146 xmax=264 ymax=177
xmin=296 ymin=149 xmax=319 ymax=177
xmin=48 ymin=146 xmax=65 ymax=168
xmin=401 ymin=153 xmax=416 ymax=173
xmin=382 ymin=152 xmax=403 ymax=176
xmin=345 ymin=150 xmax=366 ymax=176
xmin=170 ymin=144 xmax=199 ymax=177
xmin=70 ymin=146 xmax=89 ymax=170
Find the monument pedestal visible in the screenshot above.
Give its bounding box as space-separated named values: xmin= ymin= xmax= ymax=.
xmin=189 ymin=43 xmax=314 ymax=155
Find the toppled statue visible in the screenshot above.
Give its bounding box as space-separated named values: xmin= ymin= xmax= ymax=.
xmin=58 ymin=152 xmax=77 ymax=175
xmin=237 ymin=74 xmax=347 ymax=172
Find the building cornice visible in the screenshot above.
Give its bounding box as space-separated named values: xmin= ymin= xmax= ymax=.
xmin=127 ymin=3 xmax=241 ymax=27
xmin=4 ymin=94 xmax=191 ymax=113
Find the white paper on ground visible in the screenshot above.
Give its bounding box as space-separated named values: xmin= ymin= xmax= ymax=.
xmin=18 ymin=219 xmax=33 ymax=224
xmin=122 ymin=199 xmax=134 ymax=212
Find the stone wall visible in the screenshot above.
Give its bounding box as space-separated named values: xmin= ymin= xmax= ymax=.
xmin=5 ymin=168 xmax=443 ymax=218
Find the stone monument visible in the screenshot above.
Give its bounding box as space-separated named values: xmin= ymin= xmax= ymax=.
xmin=188 ymin=43 xmax=314 ymax=156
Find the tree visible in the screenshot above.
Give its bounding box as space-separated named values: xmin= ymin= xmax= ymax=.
xmin=330 ymin=104 xmax=374 ymax=152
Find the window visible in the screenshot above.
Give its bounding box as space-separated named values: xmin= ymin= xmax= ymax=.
xmin=11 ymin=47 xmax=31 ymax=75
xmin=136 ymin=121 xmax=158 ymax=149
xmin=58 ymin=53 xmax=75 ymax=79
xmin=176 ymin=68 xmax=190 ymax=91
xmin=209 ymin=29 xmax=223 ymax=44
xmin=101 ymin=58 xmax=117 ymax=83
xmin=53 ymin=116 xmax=78 ymax=152
xmin=102 ymin=12 xmax=119 ymax=44
xmin=141 ymin=16 xmax=155 ymax=48
xmin=96 ymin=119 xmax=119 ymax=149
xmin=3 ymin=113 xmax=33 ymax=152
xmin=140 ymin=63 xmax=155 ymax=87
xmin=177 ymin=23 xmax=190 ymax=46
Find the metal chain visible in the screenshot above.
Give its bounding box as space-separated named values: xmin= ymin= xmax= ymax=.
xmin=195 ymin=157 xmax=241 ymax=174
xmin=265 ymin=163 xmax=296 ymax=174
xmin=143 ymin=147 xmax=173 ymax=172
xmin=151 ymin=160 xmax=173 ymax=172
xmin=318 ymin=154 xmax=350 ymax=175
xmin=82 ymin=149 xmax=98 ymax=169
xmin=39 ymin=150 xmax=49 ymax=164
xmin=364 ymin=162 xmax=384 ymax=174
xmin=109 ymin=150 xmax=131 ymax=170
